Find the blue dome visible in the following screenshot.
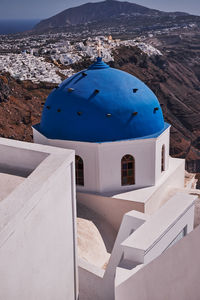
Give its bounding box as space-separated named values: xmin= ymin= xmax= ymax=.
xmin=38 ymin=58 xmax=165 ymax=142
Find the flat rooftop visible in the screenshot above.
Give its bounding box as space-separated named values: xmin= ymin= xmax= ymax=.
xmin=0 ymin=172 xmax=24 ymax=202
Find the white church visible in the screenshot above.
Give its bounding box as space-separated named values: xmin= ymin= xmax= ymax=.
xmin=0 ymin=56 xmax=200 ymax=300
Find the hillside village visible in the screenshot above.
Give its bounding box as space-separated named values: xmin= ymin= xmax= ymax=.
xmin=0 ymin=34 xmax=162 ymax=83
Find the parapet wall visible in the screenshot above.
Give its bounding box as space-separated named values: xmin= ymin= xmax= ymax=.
xmin=0 ymin=138 xmax=78 ymax=300
xmin=115 ymin=224 xmax=200 ymax=300
xmin=77 ymin=192 xmax=144 ymax=232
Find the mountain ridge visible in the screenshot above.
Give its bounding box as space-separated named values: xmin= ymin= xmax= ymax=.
xmin=34 ymin=0 xmax=190 ymax=32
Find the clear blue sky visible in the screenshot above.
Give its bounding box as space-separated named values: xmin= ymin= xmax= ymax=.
xmin=0 ymin=0 xmax=200 ymax=20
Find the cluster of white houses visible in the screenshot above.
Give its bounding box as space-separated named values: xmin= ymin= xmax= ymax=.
xmin=0 ymin=57 xmax=200 ymax=300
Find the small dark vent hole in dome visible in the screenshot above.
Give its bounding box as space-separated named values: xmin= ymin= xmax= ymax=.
xmin=77 ymin=112 xmax=82 ymax=116
xmin=82 ymin=72 xmax=87 ymax=77
xmin=94 ymin=89 xmax=100 ymax=94
xmin=68 ymin=88 xmax=75 ymax=92
xmin=132 ymin=112 xmax=138 ymax=117
xmin=154 ymin=107 xmax=159 ymax=113
xmin=106 ymin=113 xmax=112 ymax=117
xmin=46 ymin=106 xmax=51 ymax=109
xmin=57 ymin=109 xmax=61 ymax=112
xmin=133 ymin=89 xmax=138 ymax=93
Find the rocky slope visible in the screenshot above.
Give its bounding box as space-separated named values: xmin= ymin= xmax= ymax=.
xmin=146 ymin=31 xmax=200 ymax=172
xmin=0 ymin=74 xmax=56 ymax=141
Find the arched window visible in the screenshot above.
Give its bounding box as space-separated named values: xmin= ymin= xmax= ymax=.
xmin=75 ymin=155 xmax=84 ymax=186
xmin=161 ymin=145 xmax=165 ymax=172
xmin=121 ymin=155 xmax=135 ymax=186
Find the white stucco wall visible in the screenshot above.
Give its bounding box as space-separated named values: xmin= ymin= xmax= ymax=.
xmin=0 ymin=139 xmax=78 ymax=300
xmin=115 ymin=225 xmax=200 ymax=300
xmin=121 ymin=194 xmax=196 ymax=265
xmin=77 ymin=192 xmax=144 ymax=231
xmin=145 ymin=158 xmax=185 ymax=214
xmin=78 ymin=258 xmax=104 ymax=300
xmin=113 ymin=156 xmax=185 ymax=215
xmin=0 ymin=143 xmax=48 ymax=177
xmin=155 ymin=126 xmax=170 ymax=183
xmin=33 ymin=128 xmax=100 ymax=193
xmin=33 ymin=126 xmax=170 ymax=195
xmin=97 ymin=138 xmax=156 ymax=194
xmin=102 ymin=211 xmax=147 ymax=300
xmin=78 ymin=192 xmax=196 ymax=300
xmin=78 ymin=210 xmax=147 ymax=300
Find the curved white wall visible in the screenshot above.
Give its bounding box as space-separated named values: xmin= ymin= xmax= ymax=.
xmin=33 ymin=126 xmax=170 ymax=195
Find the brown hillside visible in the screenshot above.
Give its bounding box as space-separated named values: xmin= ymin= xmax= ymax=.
xmin=0 ymin=74 xmax=56 ymax=142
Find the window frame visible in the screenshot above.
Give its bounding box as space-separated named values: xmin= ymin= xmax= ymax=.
xmin=161 ymin=145 xmax=165 ymax=172
xmin=121 ymin=154 xmax=135 ymax=186
xmin=75 ymin=155 xmax=84 ymax=186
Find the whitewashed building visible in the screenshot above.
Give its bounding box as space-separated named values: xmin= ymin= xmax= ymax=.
xmin=32 ymin=57 xmax=200 ymax=300
xmin=0 ymin=55 xmax=198 ymax=300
